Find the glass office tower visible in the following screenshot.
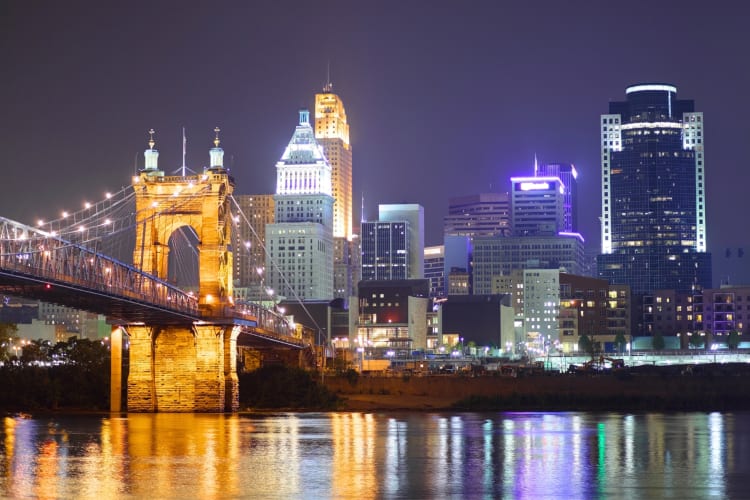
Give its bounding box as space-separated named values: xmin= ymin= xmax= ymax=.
xmin=597 ymin=84 xmax=711 ymax=294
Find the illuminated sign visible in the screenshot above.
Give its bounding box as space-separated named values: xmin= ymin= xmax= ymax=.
xmin=519 ymin=182 xmax=550 ymax=191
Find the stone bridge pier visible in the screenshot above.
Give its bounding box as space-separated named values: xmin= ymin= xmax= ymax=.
xmin=112 ymin=324 xmax=240 ymax=412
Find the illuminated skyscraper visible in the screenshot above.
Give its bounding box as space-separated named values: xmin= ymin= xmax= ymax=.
xmin=360 ymin=221 xmax=410 ymax=281
xmin=315 ymin=84 xmax=356 ymax=301
xmin=535 ymin=162 xmax=578 ymax=233
xmin=510 ymin=177 xmax=565 ymax=237
xmin=265 ymin=109 xmax=334 ymax=300
xmin=379 ymin=204 xmax=424 ymax=279
xmin=598 ymin=83 xmax=711 ymax=294
xmin=315 ymin=84 xmax=352 ymax=239
xmin=361 ymin=204 xmax=425 ymax=282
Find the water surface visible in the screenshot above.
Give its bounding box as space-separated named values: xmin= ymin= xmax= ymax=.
xmin=1 ymin=411 xmax=747 ymax=498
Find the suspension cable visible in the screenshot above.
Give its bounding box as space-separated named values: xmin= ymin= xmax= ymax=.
xmin=229 ymin=194 xmax=324 ymax=334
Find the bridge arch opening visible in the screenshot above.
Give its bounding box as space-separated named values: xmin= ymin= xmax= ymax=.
xmin=166 ymin=225 xmax=199 ymax=292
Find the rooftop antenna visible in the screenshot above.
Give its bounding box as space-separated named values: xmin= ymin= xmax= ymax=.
xmin=361 ymin=192 xmax=365 ymax=223
xmin=324 ymin=60 xmax=332 ymax=93
xmin=133 ymin=152 xmax=138 ymax=175
xmin=181 ymin=127 xmax=187 ymax=177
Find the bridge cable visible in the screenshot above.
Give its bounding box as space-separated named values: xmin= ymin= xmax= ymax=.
xmin=229 ymin=195 xmax=324 ymax=335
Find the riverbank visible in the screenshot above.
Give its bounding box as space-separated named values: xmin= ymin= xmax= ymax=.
xmin=324 ymin=365 xmax=750 ymax=412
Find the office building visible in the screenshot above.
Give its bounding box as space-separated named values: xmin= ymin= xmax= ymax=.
xmin=558 ymin=273 xmax=609 ymax=352
xmin=361 ymin=221 xmax=409 ymax=281
xmin=447 ymin=268 xmax=471 ymax=295
xmin=472 ymin=233 xmax=585 ymax=295
xmin=443 ymin=193 xmax=511 ymax=238
xmin=265 ymin=109 xmax=334 ymax=300
xmin=354 ymin=279 xmax=430 ymax=350
xmin=363 ymin=204 xmax=424 ymax=280
xmin=424 ymin=245 xmax=445 ymax=298
xmin=598 ymin=83 xmax=711 ymax=294
xmin=535 ymin=162 xmax=578 ymax=233
xmin=443 ymin=234 xmax=472 ymax=294
xmin=333 ymin=236 xmax=358 ymax=302
xmin=315 ymin=85 xmax=356 ymax=300
xmin=523 ymin=269 xmax=560 ymax=353
xmin=315 ymin=84 xmax=353 ymax=240
xmin=511 ymin=176 xmax=565 ymax=237
xmin=490 ymin=269 xmax=630 ymax=353
xmin=232 ymin=194 xmax=274 ymax=298
xmin=439 ymin=294 xmax=516 ymax=352
xmin=442 ymin=193 xmax=508 ymax=296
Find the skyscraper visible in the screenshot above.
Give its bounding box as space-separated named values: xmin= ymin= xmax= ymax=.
xmin=265 ymin=109 xmax=334 ymax=300
xmin=315 ymin=84 xmax=352 ymax=240
xmin=360 ymin=221 xmax=409 ymax=281
xmin=315 ymin=84 xmax=356 ymax=301
xmin=443 ymin=193 xmax=511 ymax=239
xmin=598 ymin=83 xmax=711 ymax=295
xmin=378 ymin=204 xmax=424 ymax=279
xmin=232 ymin=194 xmax=274 ymax=298
xmin=535 ymin=162 xmax=578 ymax=233
xmin=360 ymin=204 xmax=425 ymax=282
xmin=424 ymin=245 xmax=445 ymax=298
xmin=510 ymin=176 xmax=565 ymax=237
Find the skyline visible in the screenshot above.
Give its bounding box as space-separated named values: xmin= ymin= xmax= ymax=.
xmin=3 ymin=1 xmax=749 ymax=285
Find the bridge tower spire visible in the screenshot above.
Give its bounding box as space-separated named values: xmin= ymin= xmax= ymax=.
xmin=143 ymin=129 xmax=161 ymax=173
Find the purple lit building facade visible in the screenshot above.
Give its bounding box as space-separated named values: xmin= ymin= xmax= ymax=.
xmin=535 ymin=162 xmax=578 ymax=233
xmin=510 ymin=176 xmax=566 ymax=237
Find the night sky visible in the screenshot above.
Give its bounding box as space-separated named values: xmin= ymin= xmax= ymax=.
xmin=2 ymin=1 xmax=749 ymax=285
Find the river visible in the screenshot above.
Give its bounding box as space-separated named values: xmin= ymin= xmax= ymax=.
xmin=1 ymin=411 xmax=748 ymax=498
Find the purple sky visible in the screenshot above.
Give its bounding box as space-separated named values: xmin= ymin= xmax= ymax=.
xmin=2 ymin=1 xmax=749 ymax=285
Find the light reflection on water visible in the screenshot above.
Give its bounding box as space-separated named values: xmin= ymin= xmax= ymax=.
xmin=1 ymin=411 xmax=749 ymax=498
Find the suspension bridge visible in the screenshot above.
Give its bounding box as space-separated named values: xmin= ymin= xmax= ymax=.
xmin=0 ymin=134 xmax=317 ymax=412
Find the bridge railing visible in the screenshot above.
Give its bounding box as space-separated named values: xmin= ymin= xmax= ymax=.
xmin=233 ymin=300 xmax=301 ymax=340
xmin=0 ymin=217 xmax=303 ymax=339
xmin=0 ymin=217 xmax=199 ymax=317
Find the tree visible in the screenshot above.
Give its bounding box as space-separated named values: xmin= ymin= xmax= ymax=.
xmin=0 ymin=323 xmax=18 ymax=361
xmin=652 ymin=331 xmax=665 ymax=351
xmin=578 ymin=334 xmax=592 ymax=355
xmin=688 ymin=333 xmax=705 ymax=349
xmin=614 ymin=332 xmax=627 ymax=353
xmin=727 ymin=330 xmax=741 ymax=350
xmin=20 ymin=339 xmax=52 ymax=365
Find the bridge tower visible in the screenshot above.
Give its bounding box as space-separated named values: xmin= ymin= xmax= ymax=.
xmin=132 ymin=128 xmax=234 ymax=317
xmin=122 ymin=129 xmax=240 ymax=412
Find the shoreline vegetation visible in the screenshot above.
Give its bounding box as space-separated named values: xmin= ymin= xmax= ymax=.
xmin=242 ymin=364 xmax=750 ymax=413
xmin=5 ymin=363 xmax=750 ymax=414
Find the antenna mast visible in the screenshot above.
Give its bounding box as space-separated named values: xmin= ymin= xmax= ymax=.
xmin=181 ymin=127 xmax=187 ymax=177
xmin=324 ymin=60 xmax=332 ymax=92
xmin=361 ymin=192 xmax=365 ymax=223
